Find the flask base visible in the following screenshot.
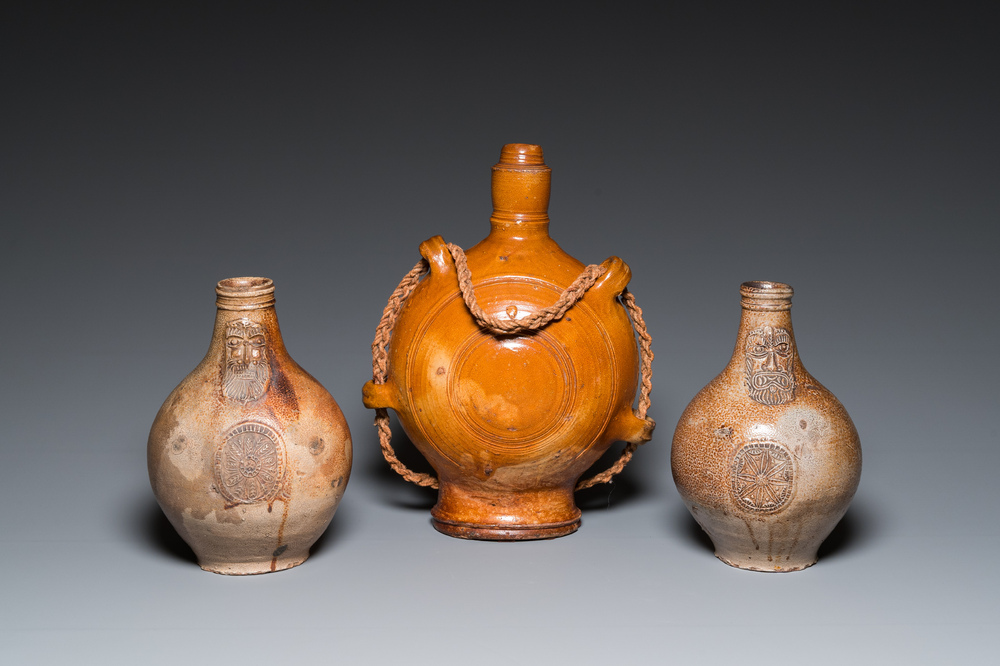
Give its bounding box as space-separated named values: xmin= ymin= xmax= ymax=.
xmin=432 ymin=515 xmax=580 ymax=541
xmin=430 ymin=483 xmax=582 ymax=540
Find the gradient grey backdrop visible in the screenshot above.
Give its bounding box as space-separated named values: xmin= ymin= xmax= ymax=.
xmin=2 ymin=4 xmax=997 ymax=663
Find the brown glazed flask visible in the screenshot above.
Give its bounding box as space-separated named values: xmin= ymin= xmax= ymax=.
xmin=148 ymin=278 xmax=351 ymax=574
xmin=671 ymin=281 xmax=861 ymax=571
xmin=363 ymin=144 xmax=654 ymax=540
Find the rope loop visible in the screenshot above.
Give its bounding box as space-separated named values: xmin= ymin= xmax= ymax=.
xmin=369 ymin=243 xmax=654 ymax=491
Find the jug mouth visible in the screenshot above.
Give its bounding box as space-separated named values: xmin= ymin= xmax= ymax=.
xmin=216 ymin=277 xmax=276 ymax=310
xmin=740 ymin=281 xmax=793 ymax=311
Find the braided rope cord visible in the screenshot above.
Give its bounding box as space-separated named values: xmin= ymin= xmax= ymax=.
xmin=370 ymin=243 xmax=654 ymax=491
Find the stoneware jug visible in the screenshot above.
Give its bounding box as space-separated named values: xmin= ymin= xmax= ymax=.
xmin=148 ymin=277 xmax=351 ymax=574
xmin=671 ymin=281 xmax=861 ymax=571
xmin=363 ymin=143 xmax=655 ymax=540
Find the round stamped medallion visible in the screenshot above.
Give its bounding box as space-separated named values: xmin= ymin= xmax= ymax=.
xmin=403 ymin=276 xmax=619 ymax=467
xmin=448 ymin=329 xmax=577 ymax=455
xmin=215 ymin=422 xmax=286 ymax=504
xmin=731 ymin=440 xmax=794 ymax=514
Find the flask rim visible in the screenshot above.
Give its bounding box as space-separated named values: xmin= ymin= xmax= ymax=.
xmin=493 ymin=143 xmax=550 ymax=173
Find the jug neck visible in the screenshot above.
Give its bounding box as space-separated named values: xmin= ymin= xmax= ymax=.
xmin=207 ymin=277 xmax=288 ymax=381
xmin=728 ymin=281 xmax=801 ymax=405
xmin=488 ymin=143 xmax=551 ymax=241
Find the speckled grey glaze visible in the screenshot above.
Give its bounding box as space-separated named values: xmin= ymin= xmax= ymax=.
xmin=671 ymin=281 xmax=861 ymax=572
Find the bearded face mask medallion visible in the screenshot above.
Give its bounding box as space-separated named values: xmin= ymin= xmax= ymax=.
xmin=223 ymin=319 xmax=270 ymax=403
xmin=744 ymin=326 xmax=795 ymax=405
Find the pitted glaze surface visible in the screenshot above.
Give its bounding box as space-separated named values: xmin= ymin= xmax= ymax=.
xmin=671 ymin=281 xmax=861 ymax=571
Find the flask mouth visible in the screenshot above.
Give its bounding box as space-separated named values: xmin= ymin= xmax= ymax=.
xmin=740 ymin=281 xmax=793 ymax=311
xmin=216 ymin=277 xmax=276 ymax=310
xmin=495 ymin=143 xmax=548 ymax=170
xmin=490 ymin=143 xmax=551 ymax=221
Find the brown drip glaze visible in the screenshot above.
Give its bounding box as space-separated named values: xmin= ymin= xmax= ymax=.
xmin=148 ymin=277 xmax=352 ymax=574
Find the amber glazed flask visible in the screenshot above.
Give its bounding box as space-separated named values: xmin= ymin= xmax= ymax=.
xmin=148 ymin=278 xmax=351 ymax=574
xmin=363 ymin=144 xmax=654 ymax=540
xmin=671 ymin=281 xmax=861 ymax=571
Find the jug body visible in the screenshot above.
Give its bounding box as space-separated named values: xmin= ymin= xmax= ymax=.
xmin=671 ymin=281 xmax=861 ymax=571
xmin=148 ymin=277 xmax=352 ymax=574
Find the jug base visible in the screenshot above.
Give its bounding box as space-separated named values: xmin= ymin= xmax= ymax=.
xmin=715 ymin=552 xmax=816 ymax=573
xmin=198 ymin=551 xmax=309 ymax=575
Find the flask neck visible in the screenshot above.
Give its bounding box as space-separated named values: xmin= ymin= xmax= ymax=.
xmin=488 ymin=143 xmax=551 ymax=241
